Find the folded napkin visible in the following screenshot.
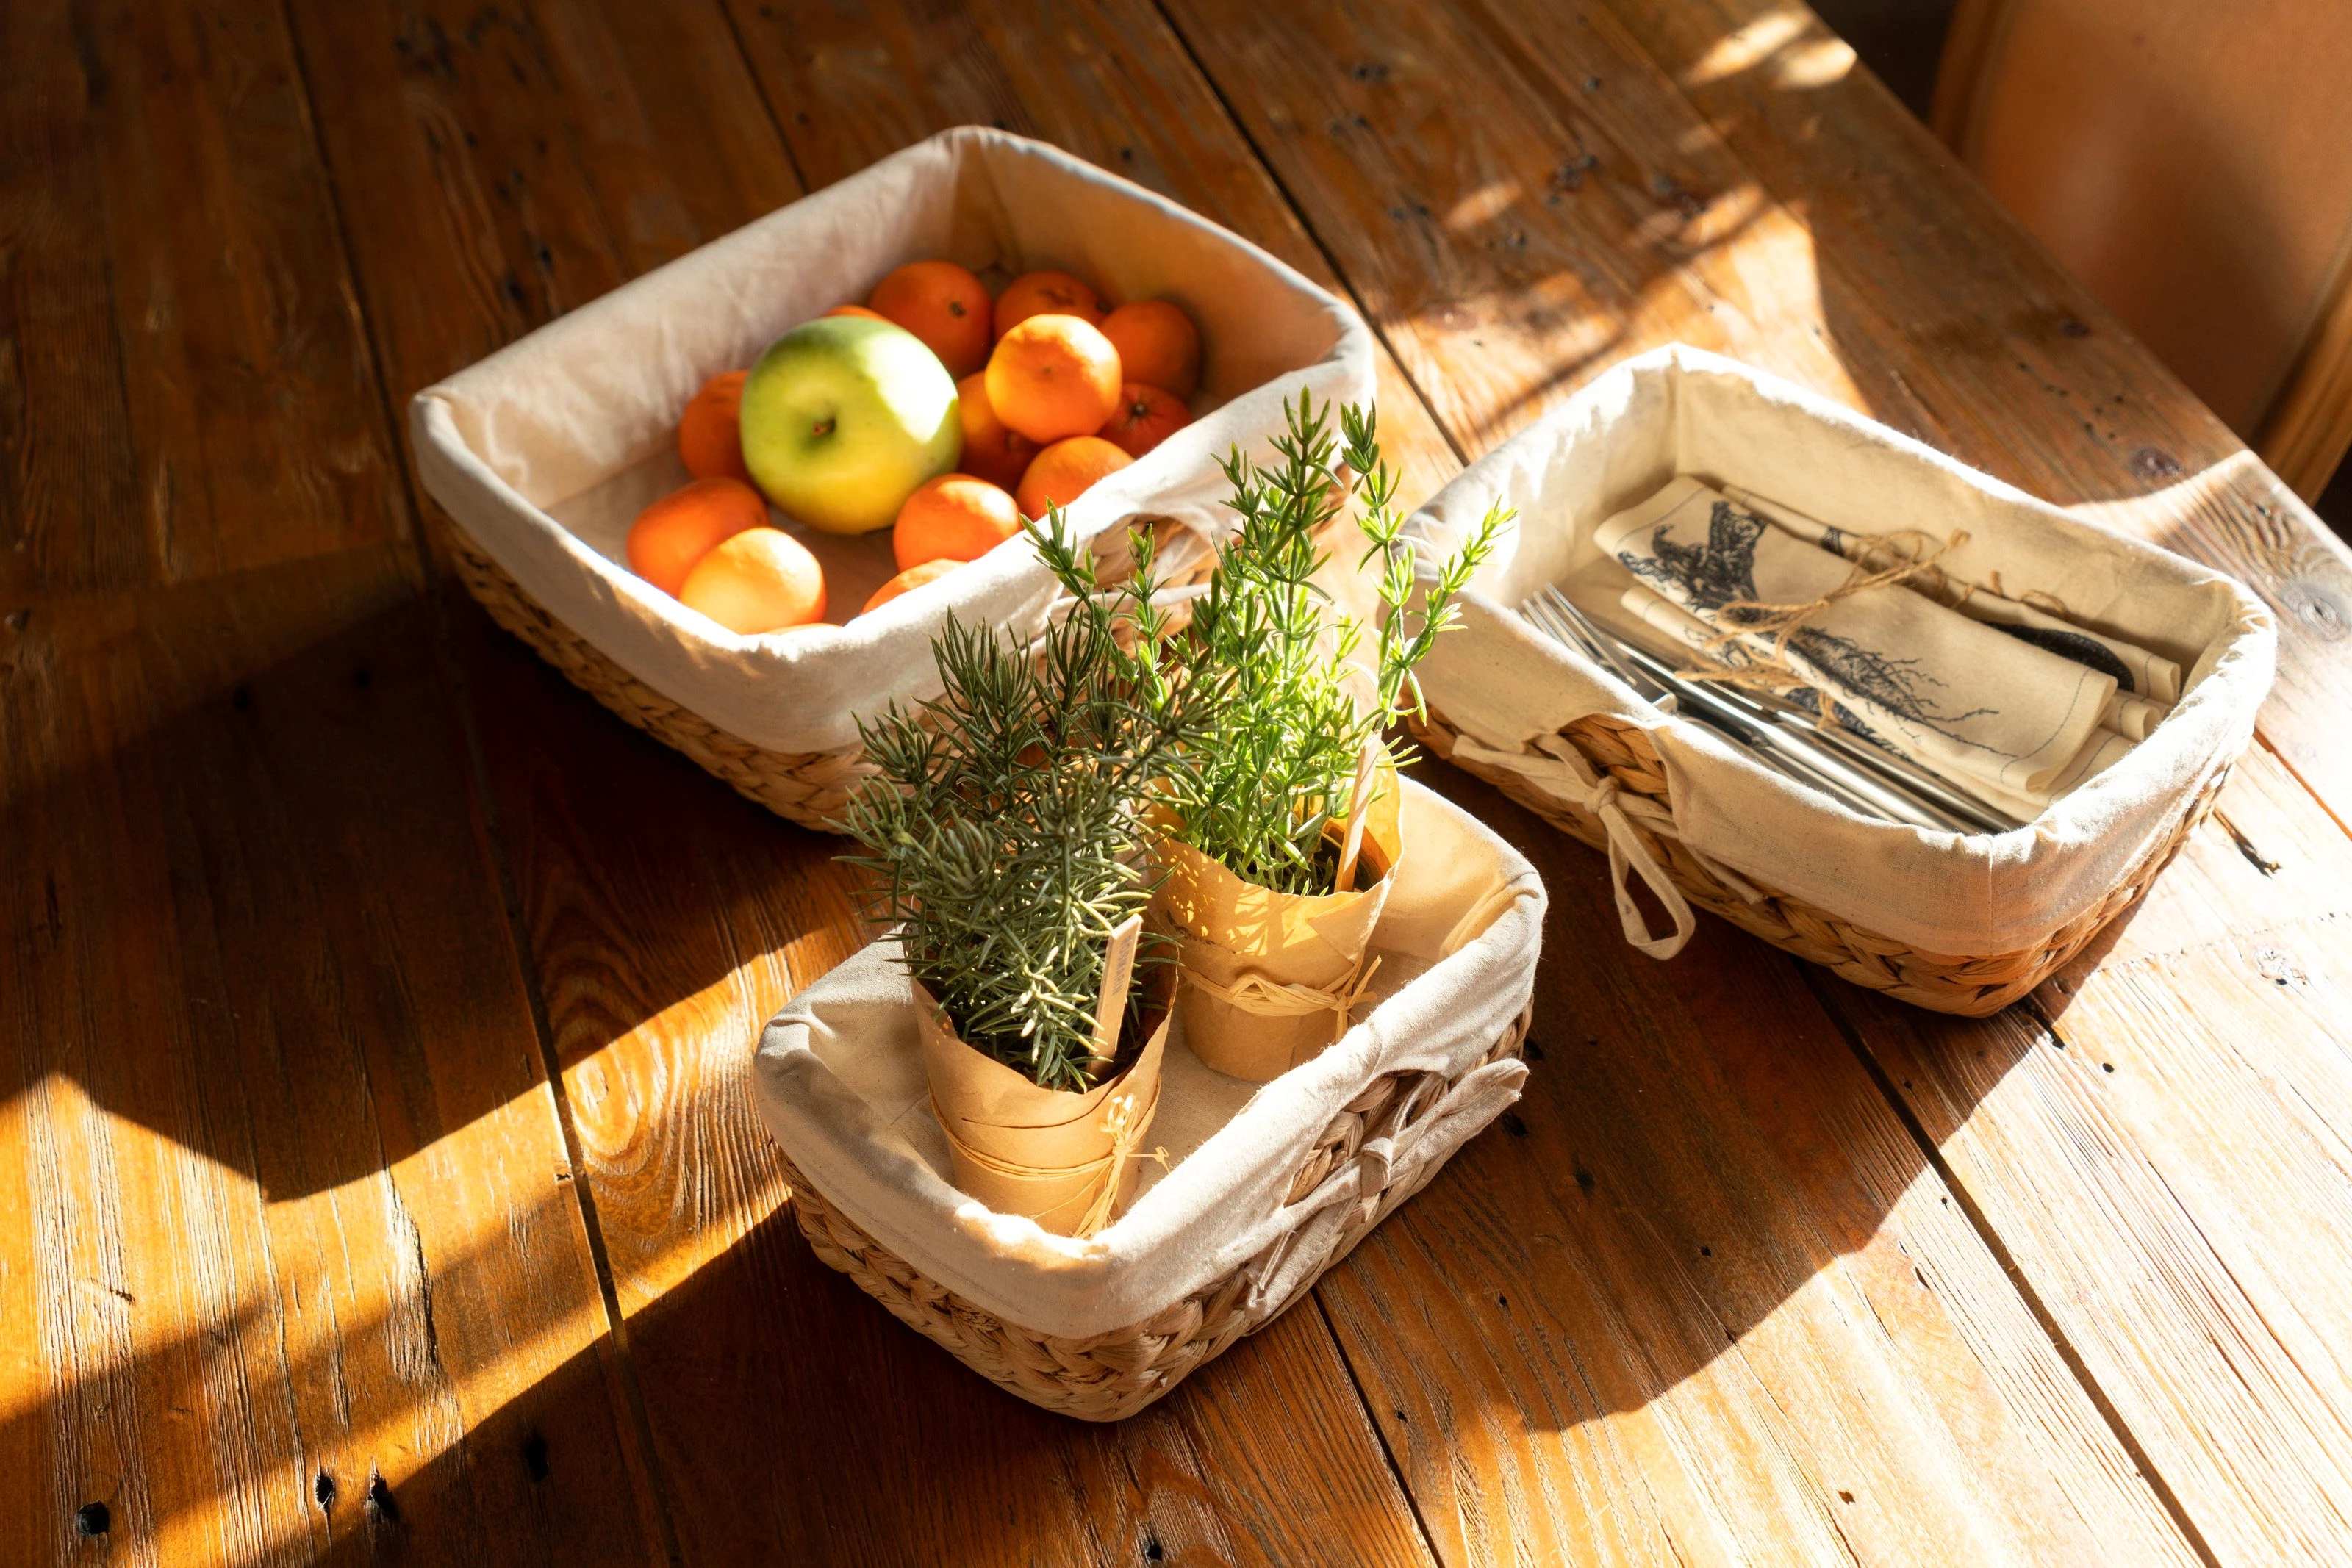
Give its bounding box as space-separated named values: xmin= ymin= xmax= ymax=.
xmin=1723 ymin=484 xmax=2183 ymax=704
xmin=1596 ymin=478 xmax=2124 ymax=807
xmin=1616 ymin=583 xmax=2134 ymax=819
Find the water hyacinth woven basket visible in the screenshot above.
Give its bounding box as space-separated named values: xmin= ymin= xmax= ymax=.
xmin=1400 ymin=345 xmax=2273 ymax=1015
xmin=409 ymin=126 xmax=1374 ymax=828
xmin=751 ymin=777 xmax=1545 ymax=1419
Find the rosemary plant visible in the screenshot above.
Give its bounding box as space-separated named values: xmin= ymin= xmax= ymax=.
xmin=839 ymin=514 xmax=1219 ymax=1093
xmin=1166 ymin=394 xmax=1508 ymax=895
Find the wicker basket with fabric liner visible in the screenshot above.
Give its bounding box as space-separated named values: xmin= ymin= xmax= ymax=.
xmin=409 ymin=127 xmax=1373 ymax=828
xmin=1391 ymin=345 xmax=2273 ymax=1016
xmin=751 ymin=777 xmax=1544 ymax=1419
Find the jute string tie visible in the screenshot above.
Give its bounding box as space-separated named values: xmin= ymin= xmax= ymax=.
xmin=1181 ymin=954 xmax=1385 ymax=1043
xmin=1682 ymin=528 xmax=1968 ymax=727
xmin=927 ymin=1081 xmax=1169 ymax=1240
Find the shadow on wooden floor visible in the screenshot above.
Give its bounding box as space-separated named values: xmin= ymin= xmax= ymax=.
xmin=6 ymin=536 xmax=2170 ymax=1563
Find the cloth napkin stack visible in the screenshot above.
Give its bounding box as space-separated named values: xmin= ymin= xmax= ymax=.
xmin=1595 ymin=478 xmax=2178 ymax=816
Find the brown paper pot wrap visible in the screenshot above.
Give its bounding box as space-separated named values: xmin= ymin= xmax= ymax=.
xmin=914 ymin=971 xmax=1173 ymax=1238
xmin=1159 ymin=769 xmax=1405 ymax=1082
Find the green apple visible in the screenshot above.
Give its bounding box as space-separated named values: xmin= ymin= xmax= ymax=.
xmin=738 ymin=316 xmax=961 ymax=535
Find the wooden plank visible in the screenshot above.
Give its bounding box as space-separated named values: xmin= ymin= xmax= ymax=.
xmin=287 ymin=0 xmax=800 ymax=417
xmin=0 ymin=0 xmax=404 ymax=598
xmin=0 ymin=548 xmax=652 ymax=1565
xmin=1307 ymin=759 xmax=2198 ymax=1564
xmin=290 ymin=0 xmax=1444 ymax=1558
xmin=1826 ymin=744 xmax=2352 ymax=1562
xmin=0 ymin=0 xmax=661 ymax=1560
xmin=1587 ymin=0 xmax=2352 ymax=819
xmin=1154 ymin=0 xmax=1987 ymax=458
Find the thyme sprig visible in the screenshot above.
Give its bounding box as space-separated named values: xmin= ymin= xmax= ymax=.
xmin=1166 ymin=395 xmax=1507 ymax=896
xmin=838 ymin=512 xmax=1221 ymax=1093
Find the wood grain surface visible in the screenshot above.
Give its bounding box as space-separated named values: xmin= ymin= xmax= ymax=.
xmin=12 ymin=0 xmax=2352 ymax=1562
xmin=1 ymin=0 xmax=404 ymax=596
xmin=3 ymin=0 xmax=655 ymax=1563
xmin=1332 ymin=769 xmax=2198 ymax=1567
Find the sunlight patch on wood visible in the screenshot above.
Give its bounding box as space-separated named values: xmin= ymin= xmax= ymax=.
xmin=1680 ymin=9 xmax=1807 ymax=87
xmin=1444 ymin=181 xmax=1523 ymax=233
xmin=1774 ymin=39 xmax=1856 ymax=90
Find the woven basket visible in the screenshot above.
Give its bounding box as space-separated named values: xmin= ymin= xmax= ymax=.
xmin=442 ymin=511 xmax=1219 ymax=829
xmin=412 ymin=128 xmax=1375 ymax=836
xmin=778 ymin=1004 xmax=1529 ymax=1421
xmin=1414 ymin=707 xmax=2223 ymax=1015
xmin=445 ymin=518 xmax=869 ymax=824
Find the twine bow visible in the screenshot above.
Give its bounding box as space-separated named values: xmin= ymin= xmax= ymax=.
xmin=1447 ymin=733 xmax=1711 ymax=958
xmin=1683 ymin=528 xmax=1968 ymax=727
xmin=1181 ymin=954 xmax=1385 ymax=1043
xmin=928 ymin=1079 xmax=1169 ymax=1240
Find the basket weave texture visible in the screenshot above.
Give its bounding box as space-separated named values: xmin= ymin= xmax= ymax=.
xmin=779 ymin=1005 xmax=1530 ymax=1421
xmin=1415 ymin=708 xmax=2222 ymax=1016
xmin=442 ymin=515 xmax=1213 ymax=831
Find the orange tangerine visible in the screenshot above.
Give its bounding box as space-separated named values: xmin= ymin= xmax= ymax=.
xmin=953 ymin=372 xmax=1041 ymax=491
xmin=893 ymin=474 xmax=1022 ymax=571
xmin=1015 ymin=435 xmax=1133 ymax=519
xmin=863 ymin=558 xmax=962 ymax=615
xmin=822 ymin=303 xmax=889 ymax=321
xmin=677 ymin=527 xmax=827 ymax=633
xmin=678 ymin=370 xmax=753 ymax=485
xmin=992 ymin=270 xmax=1105 ymax=338
xmin=986 ymin=315 xmax=1122 ymax=443
xmin=870 ymin=260 xmax=992 ymax=378
xmin=1097 ymin=383 xmax=1192 ymax=458
xmin=1097 ymin=300 xmax=1201 ymax=400
xmin=627 ymin=476 xmax=767 ymax=595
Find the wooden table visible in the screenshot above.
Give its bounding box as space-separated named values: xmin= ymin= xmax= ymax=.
xmin=10 ymin=0 xmax=2352 ymax=1561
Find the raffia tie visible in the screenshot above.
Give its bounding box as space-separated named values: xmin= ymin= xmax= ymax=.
xmin=927 ymin=1080 xmax=1169 ymax=1240
xmin=1444 ymin=732 xmax=1739 ymax=958
xmin=1181 ymin=954 xmax=1385 ymax=1043
xmin=1682 ymin=528 xmax=1968 ymax=726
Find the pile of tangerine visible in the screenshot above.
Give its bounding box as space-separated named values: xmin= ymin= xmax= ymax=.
xmin=627 ymin=260 xmax=1202 ymax=636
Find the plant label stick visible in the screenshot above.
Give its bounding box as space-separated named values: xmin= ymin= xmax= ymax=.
xmin=1335 ymin=733 xmax=1383 ymax=893
xmin=1091 ymin=913 xmax=1144 ymax=1064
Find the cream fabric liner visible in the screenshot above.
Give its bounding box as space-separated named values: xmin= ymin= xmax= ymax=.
xmin=751 ymin=779 xmax=1544 ymax=1340
xmin=1404 ymin=345 xmax=2274 ymax=959
xmin=409 ymin=127 xmax=1374 ymax=755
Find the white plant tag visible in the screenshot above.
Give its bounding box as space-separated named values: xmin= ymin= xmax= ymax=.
xmin=1091 ymin=913 xmax=1144 ymax=1064
xmin=1335 ymin=733 xmax=1383 ymax=893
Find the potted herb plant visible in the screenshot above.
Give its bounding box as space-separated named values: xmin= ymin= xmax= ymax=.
xmin=838 ymin=514 xmax=1218 ymax=1237
xmin=1155 ymin=396 xmax=1506 ymax=1081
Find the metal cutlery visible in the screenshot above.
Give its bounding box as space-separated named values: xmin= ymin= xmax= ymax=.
xmin=1520 ymin=593 xmax=1932 ymax=827
xmin=1521 ymin=585 xmax=2021 ymax=835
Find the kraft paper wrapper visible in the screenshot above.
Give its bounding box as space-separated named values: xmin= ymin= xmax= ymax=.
xmin=1160 ymin=768 xmax=1404 ymax=1082
xmin=914 ymin=972 xmax=1173 ymax=1238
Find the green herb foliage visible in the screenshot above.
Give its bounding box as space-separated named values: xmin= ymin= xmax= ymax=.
xmin=838 ymin=514 xmax=1219 ymax=1093
xmin=1166 ymin=395 xmax=1509 ymax=895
